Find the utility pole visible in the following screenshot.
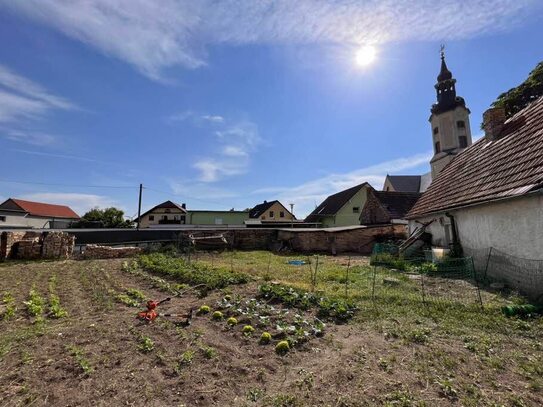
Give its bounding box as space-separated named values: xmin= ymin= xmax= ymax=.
xmin=137 ymin=183 xmax=143 ymax=230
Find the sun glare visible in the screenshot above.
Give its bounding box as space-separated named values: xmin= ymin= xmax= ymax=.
xmin=355 ymin=45 xmax=377 ymax=67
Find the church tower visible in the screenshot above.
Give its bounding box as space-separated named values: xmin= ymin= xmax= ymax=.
xmin=429 ymin=47 xmax=472 ymax=178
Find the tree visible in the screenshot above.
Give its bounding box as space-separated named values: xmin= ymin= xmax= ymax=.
xmin=491 ymin=61 xmax=543 ymax=118
xmin=81 ymin=207 xmax=133 ymax=228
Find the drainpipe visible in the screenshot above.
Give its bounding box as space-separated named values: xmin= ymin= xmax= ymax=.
xmin=445 ymin=212 xmax=463 ymax=257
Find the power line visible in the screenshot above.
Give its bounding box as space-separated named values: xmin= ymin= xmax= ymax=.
xmin=0 ymin=178 xmax=137 ymax=189
xmin=143 ymin=187 xmax=228 ymax=207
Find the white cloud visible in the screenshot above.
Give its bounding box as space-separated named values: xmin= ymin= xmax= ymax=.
xmin=252 ymin=152 xmax=432 ymax=218
xmin=0 ymin=64 xmax=76 ymax=145
xmin=4 ymin=130 xmax=57 ymax=146
xmin=19 ymin=192 xmax=119 ymax=217
xmin=193 ymin=119 xmax=261 ymax=182
xmin=201 ymin=115 xmax=224 ymax=123
xmin=3 ymin=0 xmax=538 ymax=80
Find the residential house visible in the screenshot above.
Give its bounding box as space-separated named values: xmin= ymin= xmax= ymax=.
xmin=305 ymin=183 xmax=371 ymax=227
xmin=0 ymin=198 xmax=80 ymax=229
xmin=187 ymin=210 xmax=249 ymax=226
xmin=406 ymin=97 xmax=543 ymax=263
xmin=248 ymin=200 xmax=295 ymax=223
xmin=360 ymin=189 xmax=421 ymax=225
xmin=382 ymin=174 xmax=431 ymax=193
xmin=138 ymin=201 xmax=187 ymax=228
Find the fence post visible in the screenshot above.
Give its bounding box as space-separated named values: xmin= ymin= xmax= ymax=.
xmin=483 ymin=247 xmax=493 ymax=280
xmin=420 ymin=268 xmax=426 ymax=307
xmin=345 ymin=256 xmax=351 ymax=298
xmin=470 ymin=257 xmax=484 ymax=310
xmin=267 ymin=251 xmax=272 ymax=277
xmin=371 ymin=265 xmax=377 ymax=303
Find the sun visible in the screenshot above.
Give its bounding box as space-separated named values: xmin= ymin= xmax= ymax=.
xmin=355 ymin=45 xmax=377 ymax=67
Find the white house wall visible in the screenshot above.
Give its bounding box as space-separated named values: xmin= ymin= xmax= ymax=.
xmin=0 ymin=212 xmax=53 ymax=228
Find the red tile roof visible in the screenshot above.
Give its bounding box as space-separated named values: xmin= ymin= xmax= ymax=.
xmin=5 ymin=199 xmax=80 ymax=219
xmin=407 ymin=97 xmax=543 ymax=219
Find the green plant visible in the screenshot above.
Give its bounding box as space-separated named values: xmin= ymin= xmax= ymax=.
xmin=242 ymin=325 xmax=255 ymax=336
xmin=260 ymin=332 xmax=272 ymax=344
xmin=436 ymin=378 xmax=458 ymax=399
xmin=198 ymin=305 xmax=211 ymax=315
xmin=212 ymin=311 xmax=223 ymax=320
xmin=115 ymin=293 xmax=140 ymax=307
xmin=138 ymin=253 xmax=249 ymax=289
xmin=126 ymin=288 xmax=146 ymax=301
xmin=227 ymin=317 xmax=238 ymax=326
xmin=48 ymin=294 xmax=68 ymax=318
xmin=67 ymin=345 xmax=93 ymax=375
xmin=275 ymin=340 xmax=290 ymax=355
xmin=2 ymin=292 xmax=16 ymax=320
xmin=24 ymin=288 xmax=45 ymax=318
xmin=138 ymin=336 xmax=154 ymax=353
xmin=200 ymin=346 xmax=217 ymax=359
xmin=180 ymin=349 xmax=195 ymax=365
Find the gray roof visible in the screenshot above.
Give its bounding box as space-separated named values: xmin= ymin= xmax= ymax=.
xmin=384 ymin=175 xmax=422 ymax=192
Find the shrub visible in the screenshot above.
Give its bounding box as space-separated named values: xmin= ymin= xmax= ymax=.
xmin=260 ymin=332 xmax=272 ymax=344
xmin=227 ymin=317 xmax=238 ymax=326
xmin=212 ymin=311 xmax=224 ymax=320
xmin=275 ymin=340 xmax=290 ymax=355
xmin=198 ymin=305 xmax=211 ymax=315
xmin=242 ymin=325 xmax=255 ymax=335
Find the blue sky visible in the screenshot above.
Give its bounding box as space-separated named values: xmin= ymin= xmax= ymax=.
xmin=0 ymin=1 xmax=542 ymax=218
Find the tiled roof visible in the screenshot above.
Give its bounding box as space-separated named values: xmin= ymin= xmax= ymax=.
xmin=1 ymin=198 xmax=80 ymax=219
xmin=305 ymin=183 xmax=369 ymax=222
xmin=372 ymin=191 xmax=421 ymax=219
xmin=407 ymin=97 xmax=543 ymax=219
xmin=138 ymin=200 xmax=187 ymax=220
xmin=385 ymin=175 xmax=422 ymax=192
xmin=249 ymin=200 xmax=284 ymax=218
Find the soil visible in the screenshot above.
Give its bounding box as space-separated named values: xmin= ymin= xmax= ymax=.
xmin=0 ymin=258 xmax=541 ymax=406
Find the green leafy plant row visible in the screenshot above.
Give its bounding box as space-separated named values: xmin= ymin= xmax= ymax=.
xmin=259 ymin=284 xmax=357 ymax=322
xmin=138 ymin=253 xmax=248 ymax=289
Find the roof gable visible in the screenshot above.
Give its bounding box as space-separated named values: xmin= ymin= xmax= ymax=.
xmin=372 ymin=191 xmax=421 ymax=219
xmin=408 ymin=97 xmax=543 ymax=218
xmin=138 ymin=200 xmax=187 ymax=220
xmin=249 ymin=200 xmax=277 ymax=218
xmin=305 ymin=183 xmax=369 ymax=222
xmin=0 ymin=198 xmax=80 ymax=219
xmin=385 ymin=175 xmax=422 ymax=192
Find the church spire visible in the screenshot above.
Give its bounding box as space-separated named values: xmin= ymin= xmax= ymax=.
xmin=437 ymin=45 xmax=452 ymax=82
xmin=432 ymin=45 xmax=463 ymax=114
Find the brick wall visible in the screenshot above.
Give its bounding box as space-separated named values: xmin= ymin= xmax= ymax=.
xmin=82 ymin=245 xmax=144 ymax=259
xmin=278 ymin=224 xmax=407 ymax=254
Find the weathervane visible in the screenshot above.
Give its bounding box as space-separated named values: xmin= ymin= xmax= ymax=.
xmin=440 ymin=44 xmax=445 ymax=59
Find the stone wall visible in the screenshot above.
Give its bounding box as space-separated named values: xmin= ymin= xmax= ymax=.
xmin=0 ymin=231 xmax=74 ymax=260
xmin=278 ymin=224 xmax=407 ymax=255
xmin=82 ymin=245 xmax=144 ymax=259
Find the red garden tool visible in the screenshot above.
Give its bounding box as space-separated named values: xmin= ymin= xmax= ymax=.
xmin=137 ymin=298 xmax=193 ymax=326
xmin=137 ymin=297 xmax=171 ymax=322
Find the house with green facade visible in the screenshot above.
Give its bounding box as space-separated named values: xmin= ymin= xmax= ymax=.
xmin=305 ymin=183 xmax=371 ymax=227
xmin=187 ymin=210 xmax=249 ymax=226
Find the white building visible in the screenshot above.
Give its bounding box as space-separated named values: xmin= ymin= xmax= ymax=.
xmin=0 ymin=198 xmax=80 ymax=229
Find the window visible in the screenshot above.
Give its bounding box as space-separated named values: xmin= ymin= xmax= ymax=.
xmin=435 ymin=141 xmax=441 ymax=154
xmin=165 ymin=209 xmax=171 ymax=213
xmin=353 ymin=207 xmax=360 ymax=213
xmin=0 ymin=216 xmax=5 ymax=222
xmin=269 ymin=211 xmax=274 ymax=218
xmin=173 ymin=215 xmax=179 ymax=220
xmin=180 ymin=216 xmax=186 ymax=224
xmin=433 ymin=127 xmax=439 ymax=135
xmin=280 ymin=211 xmax=285 ymax=218
xmin=459 ymin=135 xmax=468 ymax=148
xmin=149 ymin=215 xmax=154 ymax=221
xmin=457 ymin=120 xmax=466 ymax=129
xmin=161 ymin=215 xmax=167 ymax=220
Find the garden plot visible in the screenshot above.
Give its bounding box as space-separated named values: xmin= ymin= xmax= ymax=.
xmin=0 ymin=253 xmax=542 ymax=406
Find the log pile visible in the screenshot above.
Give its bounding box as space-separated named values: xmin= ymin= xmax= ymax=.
xmin=42 ymin=232 xmax=75 ymax=259
xmin=0 ymin=231 xmax=75 ymax=260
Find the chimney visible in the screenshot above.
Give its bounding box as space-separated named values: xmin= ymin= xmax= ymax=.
xmin=483 ymin=107 xmax=506 ymax=141
xmin=181 ymin=203 xmax=186 ymax=209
